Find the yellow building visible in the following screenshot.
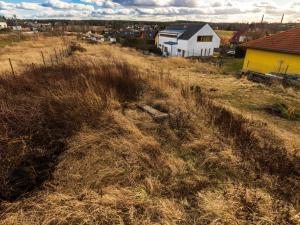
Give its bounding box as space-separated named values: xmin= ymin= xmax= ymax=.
xmin=241 ymin=27 xmax=300 ymax=75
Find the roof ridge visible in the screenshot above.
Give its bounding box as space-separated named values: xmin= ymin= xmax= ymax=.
xmin=241 ymin=26 xmax=300 ymax=46
xmin=240 ymin=26 xmax=300 ymax=55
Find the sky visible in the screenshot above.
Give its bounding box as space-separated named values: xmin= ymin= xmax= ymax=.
xmin=0 ymin=0 xmax=299 ymax=23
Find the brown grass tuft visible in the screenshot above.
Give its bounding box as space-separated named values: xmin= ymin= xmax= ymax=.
xmin=0 ymin=57 xmax=145 ymax=200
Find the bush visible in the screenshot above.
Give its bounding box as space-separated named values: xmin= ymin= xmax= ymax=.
xmin=69 ymin=42 xmax=86 ymax=53
xmin=235 ymin=46 xmax=246 ymax=58
xmin=149 ymin=46 xmax=162 ymax=55
xmin=120 ymin=37 xmax=160 ymax=54
xmin=265 ymin=102 xmax=300 ymax=120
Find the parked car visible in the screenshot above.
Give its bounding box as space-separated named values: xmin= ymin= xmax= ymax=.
xmin=226 ymin=50 xmax=236 ymax=56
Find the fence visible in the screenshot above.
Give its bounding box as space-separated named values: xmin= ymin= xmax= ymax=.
xmin=7 ymin=46 xmax=72 ymax=76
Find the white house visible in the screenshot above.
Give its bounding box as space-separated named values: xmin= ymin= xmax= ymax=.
xmin=0 ymin=22 xmax=7 ymax=30
xmin=12 ymin=26 xmax=22 ymax=31
xmin=157 ymin=23 xmax=220 ymax=57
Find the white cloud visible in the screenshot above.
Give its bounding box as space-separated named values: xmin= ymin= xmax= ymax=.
xmin=81 ymin=0 xmax=120 ymax=8
xmin=0 ymin=0 xmax=299 ymax=23
xmin=16 ymin=2 xmax=45 ymax=10
xmin=0 ymin=1 xmax=14 ymax=10
xmin=42 ymin=0 xmax=94 ymax=11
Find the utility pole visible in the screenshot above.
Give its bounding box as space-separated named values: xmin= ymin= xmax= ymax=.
xmin=281 ymin=14 xmax=285 ymax=24
xmin=13 ymin=15 xmax=21 ymax=41
xmin=261 ymin=14 xmax=264 ymax=24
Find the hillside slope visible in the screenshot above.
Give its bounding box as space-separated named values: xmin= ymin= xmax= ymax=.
xmin=0 ymin=42 xmax=299 ymax=225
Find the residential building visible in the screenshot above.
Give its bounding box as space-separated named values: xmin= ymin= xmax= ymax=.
xmin=140 ymin=30 xmax=158 ymax=40
xmin=230 ymin=25 xmax=271 ymax=46
xmin=11 ymin=26 xmax=22 ymax=31
xmin=230 ymin=28 xmax=248 ymax=45
xmin=0 ymin=21 xmax=7 ymax=30
xmin=241 ymin=27 xmax=300 ymax=75
xmin=55 ymin=25 xmax=106 ymax=33
xmin=157 ymin=23 xmax=220 ymax=57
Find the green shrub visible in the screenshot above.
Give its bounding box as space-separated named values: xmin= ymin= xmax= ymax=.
xmin=265 ymin=102 xmax=300 ymax=120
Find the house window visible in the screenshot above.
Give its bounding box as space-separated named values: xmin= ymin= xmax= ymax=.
xmin=160 ymin=34 xmax=177 ymax=38
xmin=197 ymin=35 xmax=213 ymax=42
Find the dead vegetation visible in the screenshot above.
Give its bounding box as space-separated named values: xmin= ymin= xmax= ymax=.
xmin=0 ymin=41 xmax=299 ymax=225
xmin=0 ymin=59 xmax=144 ymax=200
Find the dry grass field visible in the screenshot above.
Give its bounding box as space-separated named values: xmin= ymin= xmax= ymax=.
xmin=0 ymin=37 xmax=299 ymax=225
xmin=78 ymin=43 xmax=300 ymax=149
xmin=0 ymin=34 xmax=73 ymax=74
xmin=215 ymin=30 xmax=235 ymax=45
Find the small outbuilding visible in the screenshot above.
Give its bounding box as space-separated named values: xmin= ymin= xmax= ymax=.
xmin=241 ymin=27 xmax=300 ymax=75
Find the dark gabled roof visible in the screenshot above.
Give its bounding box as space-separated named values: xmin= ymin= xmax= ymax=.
xmin=165 ymin=23 xmax=207 ymax=40
xmin=179 ymin=23 xmax=207 ymax=40
xmin=240 ymin=26 xmax=300 ymax=55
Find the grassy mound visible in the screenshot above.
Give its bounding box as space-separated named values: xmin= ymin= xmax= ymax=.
xmin=0 ymin=58 xmax=144 ymax=200
xmin=0 ymin=46 xmax=299 ymax=225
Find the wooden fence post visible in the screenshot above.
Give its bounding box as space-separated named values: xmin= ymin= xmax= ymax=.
xmin=50 ymin=55 xmax=54 ymax=67
xmin=8 ymin=58 xmax=15 ymax=76
xmin=54 ymin=48 xmax=59 ymax=63
xmin=41 ymin=51 xmax=46 ymax=66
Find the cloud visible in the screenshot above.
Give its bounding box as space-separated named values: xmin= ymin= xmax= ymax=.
xmin=81 ymin=0 xmax=120 ymax=8
xmin=0 ymin=1 xmax=14 ymax=10
xmin=0 ymin=0 xmax=299 ymax=23
xmin=42 ymin=0 xmax=94 ymax=11
xmin=16 ymin=2 xmax=45 ymax=10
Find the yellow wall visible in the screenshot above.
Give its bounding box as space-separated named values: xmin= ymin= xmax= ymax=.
xmin=243 ymin=48 xmax=300 ymax=75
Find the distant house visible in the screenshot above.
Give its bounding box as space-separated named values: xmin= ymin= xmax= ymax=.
xmin=0 ymin=21 xmax=7 ymax=30
xmin=117 ymin=30 xmax=140 ymax=38
xmin=11 ymin=26 xmax=22 ymax=31
xmin=241 ymin=27 xmax=300 ymax=75
xmin=157 ymin=23 xmax=220 ymax=57
xmin=110 ymin=37 xmax=117 ymax=43
xmin=55 ymin=25 xmax=105 ymax=33
xmin=230 ymin=28 xmax=248 ymax=45
xmin=140 ymin=30 xmax=158 ymax=40
xmin=230 ymin=25 xmax=271 ymax=46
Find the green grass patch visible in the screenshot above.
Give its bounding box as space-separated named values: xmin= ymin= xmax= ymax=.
xmin=0 ymin=33 xmax=28 ymax=48
xmin=265 ymin=101 xmax=300 ymax=121
xmin=221 ymin=58 xmax=244 ymax=74
xmin=0 ymin=39 xmax=16 ymax=48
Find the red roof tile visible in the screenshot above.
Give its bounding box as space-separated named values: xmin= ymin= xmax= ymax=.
xmin=240 ymin=26 xmax=300 ymax=55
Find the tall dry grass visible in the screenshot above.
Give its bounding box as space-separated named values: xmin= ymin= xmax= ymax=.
xmin=0 ymin=58 xmax=145 ymax=200
xmin=0 ymin=43 xmax=299 ymax=225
